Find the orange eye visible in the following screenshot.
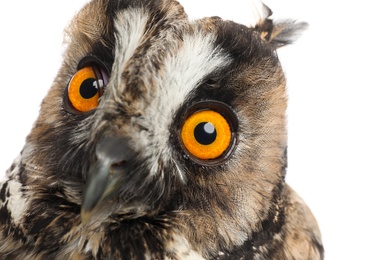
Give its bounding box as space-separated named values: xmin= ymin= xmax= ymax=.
xmin=181 ymin=107 xmax=236 ymax=162
xmin=66 ymin=65 xmax=107 ymax=113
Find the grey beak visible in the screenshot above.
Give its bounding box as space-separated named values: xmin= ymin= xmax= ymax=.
xmin=81 ymin=136 xmax=132 ymax=224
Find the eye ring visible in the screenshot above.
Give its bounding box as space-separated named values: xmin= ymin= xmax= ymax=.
xmin=179 ymin=101 xmax=238 ymax=166
xmin=63 ymin=57 xmax=109 ymax=114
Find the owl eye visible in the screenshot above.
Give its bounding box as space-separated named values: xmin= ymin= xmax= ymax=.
xmin=180 ymin=102 xmax=238 ymax=165
xmin=65 ymin=64 xmax=108 ymax=113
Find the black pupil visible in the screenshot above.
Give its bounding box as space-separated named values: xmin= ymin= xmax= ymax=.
xmin=80 ymin=78 xmax=98 ymax=99
xmin=194 ymin=122 xmax=217 ymax=145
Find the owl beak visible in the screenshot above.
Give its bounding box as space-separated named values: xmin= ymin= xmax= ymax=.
xmin=81 ymin=136 xmax=132 ymax=224
xmin=81 ymin=157 xmax=121 ymax=224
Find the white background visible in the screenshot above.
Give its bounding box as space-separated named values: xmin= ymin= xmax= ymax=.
xmin=0 ymin=1 xmax=389 ymax=259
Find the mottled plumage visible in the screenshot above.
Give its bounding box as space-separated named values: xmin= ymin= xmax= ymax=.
xmin=0 ymin=0 xmax=323 ymax=259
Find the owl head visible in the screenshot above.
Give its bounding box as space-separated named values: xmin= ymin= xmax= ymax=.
xmin=22 ymin=0 xmax=306 ymax=255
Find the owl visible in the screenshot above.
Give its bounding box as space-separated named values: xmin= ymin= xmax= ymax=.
xmin=0 ymin=0 xmax=323 ymax=259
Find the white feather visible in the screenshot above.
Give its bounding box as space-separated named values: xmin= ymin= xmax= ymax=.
xmin=113 ymin=7 xmax=149 ymax=94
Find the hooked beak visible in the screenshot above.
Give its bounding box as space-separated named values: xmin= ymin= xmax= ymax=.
xmin=81 ymin=136 xmax=132 ymax=224
xmin=81 ymin=158 xmax=121 ymax=224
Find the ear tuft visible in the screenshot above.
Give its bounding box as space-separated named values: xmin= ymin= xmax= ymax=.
xmin=267 ymin=20 xmax=308 ymax=48
xmin=254 ymin=4 xmax=308 ymax=48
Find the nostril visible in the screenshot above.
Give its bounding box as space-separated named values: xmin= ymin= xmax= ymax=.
xmin=94 ymin=135 xmax=136 ymax=176
xmin=110 ymin=160 xmax=128 ymax=171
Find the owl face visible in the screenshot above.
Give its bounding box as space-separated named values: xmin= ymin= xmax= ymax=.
xmin=22 ymin=0 xmax=304 ymax=253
